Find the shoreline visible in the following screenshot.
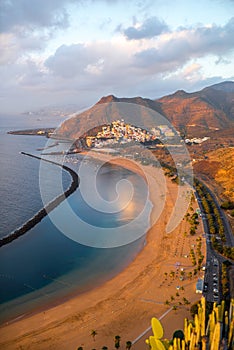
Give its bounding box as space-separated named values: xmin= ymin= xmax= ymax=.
xmin=0 ymin=152 xmax=79 ymax=247
xmin=0 ymin=153 xmax=206 ymax=349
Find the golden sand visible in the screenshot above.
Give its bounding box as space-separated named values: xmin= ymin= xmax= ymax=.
xmin=0 ymin=154 xmax=206 ymax=349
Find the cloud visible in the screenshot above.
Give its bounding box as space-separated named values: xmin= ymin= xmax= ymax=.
xmin=123 ymin=16 xmax=169 ymax=40
xmin=44 ymin=39 xmax=137 ymax=81
xmin=0 ymin=31 xmax=51 ymax=65
xmin=134 ymin=17 xmax=234 ymax=72
xmin=0 ymin=0 xmax=74 ymax=33
xmin=1 ymin=1 xmax=233 ymax=114
xmin=182 ymin=63 xmax=202 ymax=78
xmin=0 ymin=0 xmax=76 ymax=66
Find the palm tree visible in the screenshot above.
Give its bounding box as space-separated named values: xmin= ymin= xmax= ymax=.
xmin=170 ymin=271 xmax=175 ymax=278
xmin=91 ymin=329 xmax=97 ymax=341
xmin=126 ymin=340 xmax=132 ymax=349
xmin=170 ymin=295 xmax=175 ymax=302
xmin=183 ymin=297 xmax=190 ymax=305
xmin=114 ymin=335 xmax=121 ymax=349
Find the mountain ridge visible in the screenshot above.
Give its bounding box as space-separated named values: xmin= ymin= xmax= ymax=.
xmin=56 ymin=81 xmax=234 ymax=139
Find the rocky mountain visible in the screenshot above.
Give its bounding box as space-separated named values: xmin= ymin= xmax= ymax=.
xmin=157 ymin=81 xmax=234 ymax=137
xmin=56 ymin=81 xmax=234 ymax=139
xmin=55 ymin=95 xmax=164 ymax=140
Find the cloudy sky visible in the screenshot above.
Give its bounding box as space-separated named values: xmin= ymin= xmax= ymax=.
xmin=1 ymin=0 xmax=234 ymax=114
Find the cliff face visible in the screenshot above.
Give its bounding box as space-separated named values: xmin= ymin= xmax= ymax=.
xmin=56 ymin=81 xmax=234 ymax=139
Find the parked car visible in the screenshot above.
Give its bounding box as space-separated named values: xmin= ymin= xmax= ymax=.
xmin=203 ymin=283 xmax=208 ymax=292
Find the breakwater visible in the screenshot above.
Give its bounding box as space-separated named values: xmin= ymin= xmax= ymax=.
xmin=0 ymin=152 xmax=79 ymax=247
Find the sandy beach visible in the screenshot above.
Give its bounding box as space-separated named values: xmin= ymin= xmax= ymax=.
xmin=0 ymin=153 xmax=206 ymax=349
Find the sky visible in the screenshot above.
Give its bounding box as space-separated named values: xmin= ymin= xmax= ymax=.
xmin=0 ymin=0 xmax=234 ymax=114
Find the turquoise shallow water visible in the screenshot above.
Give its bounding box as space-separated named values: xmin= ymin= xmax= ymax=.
xmin=0 ymin=116 xmax=150 ymax=324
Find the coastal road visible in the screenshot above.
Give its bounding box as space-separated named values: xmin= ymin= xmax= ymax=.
xmin=194 ymin=184 xmax=234 ymax=303
xmin=203 ymin=182 xmax=234 ymax=247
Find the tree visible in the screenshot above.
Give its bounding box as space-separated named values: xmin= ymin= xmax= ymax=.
xmin=170 ymin=271 xmax=175 ymax=278
xmin=114 ymin=335 xmax=121 ymax=349
xmin=91 ymin=330 xmax=97 ymax=341
xmin=102 ymin=347 xmax=108 ymax=350
xmin=190 ymin=301 xmax=199 ymax=318
xmin=126 ymin=340 xmax=132 ymax=349
xmin=183 ymin=297 xmax=190 ymax=305
xmin=180 ymin=270 xmax=185 ymax=277
xmin=173 ymin=330 xmax=184 ymax=341
xmin=77 ymin=347 xmax=83 ymax=350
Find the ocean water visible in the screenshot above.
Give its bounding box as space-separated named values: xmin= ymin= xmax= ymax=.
xmin=0 ymin=114 xmax=150 ymax=324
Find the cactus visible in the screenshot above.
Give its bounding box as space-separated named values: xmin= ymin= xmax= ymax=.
xmin=210 ymin=322 xmax=221 ymax=350
xmin=228 ymin=307 xmax=233 ymax=349
xmin=224 ymin=310 xmax=229 ymax=338
xmin=184 ymin=318 xmax=188 ymax=344
xmin=187 ymin=322 xmax=193 ymax=344
xmin=146 ymin=298 xmax=234 ymax=350
xmin=194 ymin=314 xmax=200 ymax=345
xmin=189 ymin=331 xmax=196 ymax=350
xmin=145 ymin=318 xmax=166 ymax=350
xmin=200 ymin=297 xmax=206 ymax=338
xmin=209 ymin=310 xmax=216 ymax=345
xmin=220 ymin=300 xmax=225 ymax=321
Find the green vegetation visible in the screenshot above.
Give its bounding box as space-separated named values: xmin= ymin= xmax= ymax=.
xmin=91 ymin=330 xmax=97 ymax=342
xmin=146 ymin=297 xmax=234 ymax=350
xmin=221 ymin=260 xmax=232 ymax=301
xmin=221 ymin=201 xmax=234 ymax=210
xmin=114 ymin=335 xmax=121 ymax=349
xmin=189 ymin=248 xmax=196 ymax=266
xmin=188 ymin=238 xmax=204 ymax=271
xmin=125 ymin=340 xmax=132 ymax=349
xmin=77 ymin=298 xmax=233 ymax=349
xmin=194 ymin=179 xmax=234 ymax=260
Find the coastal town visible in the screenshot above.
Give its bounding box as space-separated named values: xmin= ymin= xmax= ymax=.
xmin=75 ymin=119 xmax=210 ymax=152
xmin=83 ymin=119 xmax=177 ymax=149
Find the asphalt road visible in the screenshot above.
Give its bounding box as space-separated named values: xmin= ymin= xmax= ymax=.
xmin=194 ymin=186 xmax=233 ymax=303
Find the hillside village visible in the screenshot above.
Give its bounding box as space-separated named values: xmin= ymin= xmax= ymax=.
xmin=79 ymin=119 xmax=211 ymax=150
xmin=84 ymin=119 xmax=177 ymax=149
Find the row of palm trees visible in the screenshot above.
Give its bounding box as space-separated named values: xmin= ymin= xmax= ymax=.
xmin=77 ymin=332 xmax=132 ymax=349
